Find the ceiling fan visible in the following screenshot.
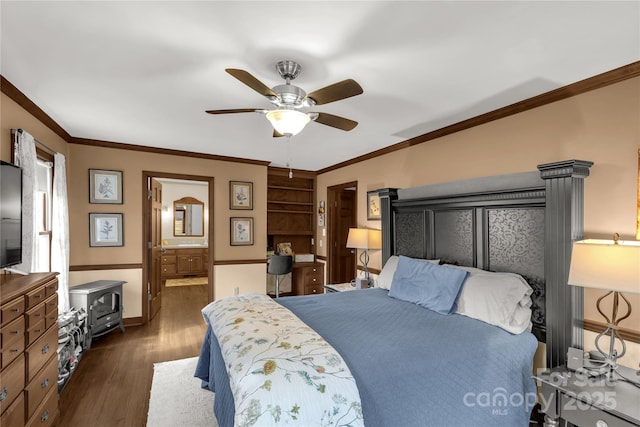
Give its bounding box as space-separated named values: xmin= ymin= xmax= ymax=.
xmin=206 ymin=60 xmax=363 ymax=137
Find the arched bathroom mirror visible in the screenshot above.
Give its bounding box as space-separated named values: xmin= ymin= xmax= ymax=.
xmin=173 ymin=197 xmax=204 ymax=236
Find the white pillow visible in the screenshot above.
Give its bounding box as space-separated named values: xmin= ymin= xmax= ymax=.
xmin=375 ymin=255 xmax=440 ymax=290
xmin=451 ymin=267 xmax=533 ymax=334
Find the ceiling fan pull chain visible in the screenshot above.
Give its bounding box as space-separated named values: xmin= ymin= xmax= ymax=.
xmin=286 ymin=135 xmax=293 ymax=179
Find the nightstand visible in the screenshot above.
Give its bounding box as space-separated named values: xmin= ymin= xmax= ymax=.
xmin=535 ymin=366 xmax=640 ymax=427
xmin=324 ymin=283 xmax=358 ymax=293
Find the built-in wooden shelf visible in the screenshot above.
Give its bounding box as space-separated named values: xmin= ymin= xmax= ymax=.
xmin=267 ymin=168 xmax=316 ymax=256
xmin=268 ymin=209 xmax=313 ymax=215
xmin=268 ymin=185 xmax=314 ymax=192
xmin=269 ymin=230 xmax=314 ymax=236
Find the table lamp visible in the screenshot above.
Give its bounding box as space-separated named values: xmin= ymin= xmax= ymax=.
xmin=346 ymin=228 xmax=382 ymax=287
xmin=568 ymin=234 xmax=640 ymax=377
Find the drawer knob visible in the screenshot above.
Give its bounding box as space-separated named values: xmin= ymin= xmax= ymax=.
xmin=12 ymin=329 xmax=21 ymax=335
xmin=42 ymin=343 xmax=50 ymax=354
xmin=0 ymin=387 xmax=7 ymax=402
xmin=41 ymin=409 xmax=49 ymax=422
xmin=596 ymin=421 xmax=608 ymax=427
xmin=41 ymin=378 xmax=49 ymax=388
xmin=312 ymin=289 xmax=317 ymax=293
xmin=12 ymin=307 xmax=21 ymax=313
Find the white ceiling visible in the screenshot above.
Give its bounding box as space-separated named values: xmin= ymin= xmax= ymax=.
xmin=2 ymin=1 xmax=638 ymax=171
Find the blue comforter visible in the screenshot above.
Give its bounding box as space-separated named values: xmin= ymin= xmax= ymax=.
xmin=196 ymin=288 xmax=538 ymax=426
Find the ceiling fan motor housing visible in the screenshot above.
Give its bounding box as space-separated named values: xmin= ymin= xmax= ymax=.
xmin=272 ymin=84 xmax=308 ymax=108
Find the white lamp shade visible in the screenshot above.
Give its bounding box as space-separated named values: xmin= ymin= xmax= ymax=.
xmin=265 ymin=110 xmax=310 ymax=136
xmin=346 ymin=228 xmax=382 ymax=250
xmin=568 ymin=239 xmax=640 ymax=294
xmin=367 ymin=229 xmax=382 ymax=250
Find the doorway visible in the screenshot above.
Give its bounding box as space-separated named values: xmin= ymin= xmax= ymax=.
xmin=142 ymin=171 xmax=214 ymax=324
xmin=327 ymin=182 xmax=357 ymax=284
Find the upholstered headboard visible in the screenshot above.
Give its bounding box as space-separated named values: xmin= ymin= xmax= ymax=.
xmin=378 ymin=160 xmax=593 ymax=368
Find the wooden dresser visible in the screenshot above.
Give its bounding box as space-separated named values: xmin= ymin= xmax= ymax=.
xmin=0 ymin=272 xmax=59 ymax=427
xmin=161 ymin=247 xmax=208 ymax=279
xmin=293 ymin=262 xmax=324 ymax=295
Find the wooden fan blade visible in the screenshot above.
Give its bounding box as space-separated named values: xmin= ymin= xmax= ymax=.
xmin=205 ymin=108 xmax=262 ymax=115
xmin=226 ymin=69 xmax=277 ymax=98
xmin=312 ymin=112 xmax=358 ymax=131
xmin=306 ymin=79 xmax=363 ymax=105
xmin=273 ymin=130 xmax=285 ymax=138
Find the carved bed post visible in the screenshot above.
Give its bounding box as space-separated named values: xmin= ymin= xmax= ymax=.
xmin=379 ymin=188 xmax=398 ymax=268
xmin=538 ymin=160 xmax=593 ymax=368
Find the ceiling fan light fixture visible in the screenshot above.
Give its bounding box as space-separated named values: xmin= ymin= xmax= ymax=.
xmin=266 ymin=109 xmax=310 ymax=136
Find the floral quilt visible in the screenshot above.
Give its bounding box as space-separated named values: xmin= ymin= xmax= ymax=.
xmin=202 ymin=294 xmax=363 ymax=427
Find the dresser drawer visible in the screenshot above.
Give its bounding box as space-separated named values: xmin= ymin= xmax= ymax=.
xmin=559 ymin=392 xmax=637 ymax=427
xmin=1 ymin=390 xmax=24 ymax=427
xmin=26 ymin=355 xmax=57 ymax=420
xmin=1 ymin=315 xmax=24 ymax=350
xmin=161 ymin=255 xmax=176 ymax=264
xmin=44 ymin=295 xmax=57 ymax=316
xmin=26 ymin=319 xmax=47 ymax=347
xmin=304 ymin=284 xmax=325 ymax=295
xmin=0 ymin=354 xmax=25 ymax=416
xmin=1 ymin=317 xmax=25 ymax=369
xmin=26 ymin=304 xmax=46 ymax=328
xmin=43 ymin=280 xmax=57 ymax=298
xmin=44 ymin=295 xmax=58 ymax=331
xmin=26 ymin=386 xmax=57 ymax=427
xmin=1 ymin=297 xmax=25 ymax=326
xmin=26 ymin=286 xmax=47 ymax=311
xmin=26 ymin=326 xmax=56 ymax=383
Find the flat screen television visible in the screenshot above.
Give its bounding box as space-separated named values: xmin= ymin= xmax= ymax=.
xmin=0 ymin=160 xmax=22 ymax=268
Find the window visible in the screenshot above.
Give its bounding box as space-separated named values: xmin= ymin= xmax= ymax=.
xmin=34 ymin=156 xmax=53 ymax=272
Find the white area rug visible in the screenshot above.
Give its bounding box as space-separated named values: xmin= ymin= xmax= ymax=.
xmin=147 ymin=357 xmax=217 ymax=427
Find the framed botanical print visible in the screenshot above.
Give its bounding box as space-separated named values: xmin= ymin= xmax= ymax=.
xmin=229 ymin=181 xmax=253 ymax=210
xmin=230 ymin=217 xmax=254 ymax=246
xmin=90 ymin=169 xmax=123 ymax=204
xmin=89 ymin=213 xmax=124 ymax=247
xmin=367 ymin=190 xmax=381 ymax=220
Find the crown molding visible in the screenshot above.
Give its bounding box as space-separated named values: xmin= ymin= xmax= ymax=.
xmin=69 ymin=137 xmax=271 ymax=166
xmin=318 ymin=61 xmax=640 ymax=174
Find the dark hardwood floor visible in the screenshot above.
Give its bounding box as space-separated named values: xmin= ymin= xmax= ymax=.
xmin=58 ymin=282 xmax=209 ymax=426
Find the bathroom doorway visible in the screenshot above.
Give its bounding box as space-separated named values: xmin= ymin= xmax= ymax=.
xmin=142 ymin=171 xmax=214 ymax=324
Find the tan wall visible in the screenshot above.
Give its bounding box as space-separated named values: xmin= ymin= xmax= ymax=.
xmin=68 ymin=144 xmax=267 ymax=265
xmin=317 ymin=76 xmax=640 ymax=367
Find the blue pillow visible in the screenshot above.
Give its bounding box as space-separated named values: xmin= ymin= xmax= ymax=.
xmin=388 ymin=255 xmax=469 ymax=314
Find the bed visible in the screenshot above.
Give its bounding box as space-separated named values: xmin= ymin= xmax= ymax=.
xmin=196 ymin=160 xmax=593 ymax=426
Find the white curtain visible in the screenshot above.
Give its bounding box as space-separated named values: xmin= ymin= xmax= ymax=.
xmin=12 ymin=130 xmax=38 ymax=273
xmin=52 ymin=153 xmax=70 ymax=312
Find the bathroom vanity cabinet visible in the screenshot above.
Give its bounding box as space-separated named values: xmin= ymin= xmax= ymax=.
xmin=161 ymin=247 xmax=208 ymax=279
